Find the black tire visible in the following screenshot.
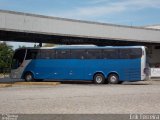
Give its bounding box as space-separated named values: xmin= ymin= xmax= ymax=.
xmin=108 ymin=74 xmax=119 ymax=84
xmin=93 ymin=73 xmax=105 ymax=84
xmin=24 ymin=72 xmax=34 ymax=82
xmin=118 ymin=81 xmax=123 ymax=84
xmin=36 ymin=79 xmax=43 ymax=82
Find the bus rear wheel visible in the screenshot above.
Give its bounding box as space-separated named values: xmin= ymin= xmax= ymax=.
xmin=108 ymin=74 xmax=119 ymax=84
xmin=93 ymin=74 xmax=105 ymax=84
xmin=24 ymin=72 xmax=34 ymax=82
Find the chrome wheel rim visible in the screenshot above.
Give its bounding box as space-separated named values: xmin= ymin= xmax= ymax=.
xmin=110 ymin=76 xmax=117 ymax=83
xmin=26 ymin=74 xmax=32 ymax=81
xmin=96 ymin=76 xmax=103 ymax=83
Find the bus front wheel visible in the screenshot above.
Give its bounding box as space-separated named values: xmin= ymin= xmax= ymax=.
xmin=93 ymin=74 xmax=105 ymax=84
xmin=24 ymin=72 xmax=34 ymax=82
xmin=108 ymin=74 xmax=119 ymax=84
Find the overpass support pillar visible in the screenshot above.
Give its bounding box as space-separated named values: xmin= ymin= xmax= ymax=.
xmin=39 ymin=42 xmax=42 ymax=47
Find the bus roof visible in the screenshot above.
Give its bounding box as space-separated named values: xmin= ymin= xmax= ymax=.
xmin=16 ymin=45 xmax=146 ymax=50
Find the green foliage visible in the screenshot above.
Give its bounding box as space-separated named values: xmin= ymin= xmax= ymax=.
xmin=0 ymin=42 xmax=14 ymax=69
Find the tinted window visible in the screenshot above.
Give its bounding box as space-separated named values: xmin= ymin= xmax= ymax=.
xmin=40 ymin=49 xmax=56 ymax=59
xmin=26 ymin=49 xmax=39 ymax=60
xmin=103 ymin=49 xmax=119 ymax=59
xmin=49 ymin=50 xmax=56 ymax=59
xmin=56 ymin=50 xmax=70 ymax=59
xmin=70 ymin=49 xmax=86 ymax=59
xmin=86 ymin=49 xmax=102 ymax=59
xmin=130 ymin=48 xmax=142 ymax=59
xmin=119 ymin=49 xmax=130 ymax=59
xmin=26 ymin=49 xmax=56 ymax=59
xmin=119 ymin=48 xmax=142 ymax=59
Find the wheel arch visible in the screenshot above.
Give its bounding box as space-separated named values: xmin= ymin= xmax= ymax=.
xmin=93 ymin=72 xmax=105 ymax=79
xmin=107 ymin=71 xmax=119 ymax=80
xmin=22 ymin=71 xmax=35 ymax=79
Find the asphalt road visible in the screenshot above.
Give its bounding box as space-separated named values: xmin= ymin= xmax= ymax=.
xmin=0 ymin=78 xmax=160 ymax=114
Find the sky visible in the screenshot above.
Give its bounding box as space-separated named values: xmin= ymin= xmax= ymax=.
xmin=0 ymin=0 xmax=160 ymax=49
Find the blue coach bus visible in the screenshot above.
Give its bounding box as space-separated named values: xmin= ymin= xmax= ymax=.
xmin=10 ymin=45 xmax=149 ymax=84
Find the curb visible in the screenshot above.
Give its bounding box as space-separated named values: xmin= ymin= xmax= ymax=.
xmin=0 ymin=84 xmax=12 ymax=88
xmin=0 ymin=82 xmax=61 ymax=88
xmin=12 ymin=82 xmax=61 ymax=86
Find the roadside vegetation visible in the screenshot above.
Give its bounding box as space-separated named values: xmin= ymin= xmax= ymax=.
xmin=0 ymin=42 xmax=14 ymax=73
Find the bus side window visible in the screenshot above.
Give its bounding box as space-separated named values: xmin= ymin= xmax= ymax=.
xmin=130 ymin=48 xmax=142 ymax=59
xmin=103 ymin=49 xmax=119 ymax=59
xmin=50 ymin=50 xmax=56 ymax=59
xmin=70 ymin=50 xmax=86 ymax=59
xmin=40 ymin=50 xmax=50 ymax=59
xmin=86 ymin=49 xmax=102 ymax=59
xmin=35 ymin=49 xmax=56 ymax=59
xmin=26 ymin=49 xmax=39 ymax=60
xmin=56 ymin=50 xmax=70 ymax=59
xmin=119 ymin=49 xmax=130 ymax=59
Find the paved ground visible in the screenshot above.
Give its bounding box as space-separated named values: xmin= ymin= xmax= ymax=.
xmin=0 ymin=78 xmax=160 ymax=114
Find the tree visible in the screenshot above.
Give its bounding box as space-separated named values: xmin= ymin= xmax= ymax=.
xmin=0 ymin=42 xmax=14 ymax=70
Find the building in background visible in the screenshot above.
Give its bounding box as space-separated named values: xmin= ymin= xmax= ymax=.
xmin=0 ymin=10 xmax=160 ymax=78
xmin=144 ymin=25 xmax=160 ymax=77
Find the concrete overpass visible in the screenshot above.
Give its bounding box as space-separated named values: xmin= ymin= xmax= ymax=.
xmin=0 ymin=10 xmax=160 ymax=46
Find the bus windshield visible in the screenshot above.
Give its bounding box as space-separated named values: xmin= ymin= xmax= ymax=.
xmin=11 ymin=49 xmax=26 ymax=69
